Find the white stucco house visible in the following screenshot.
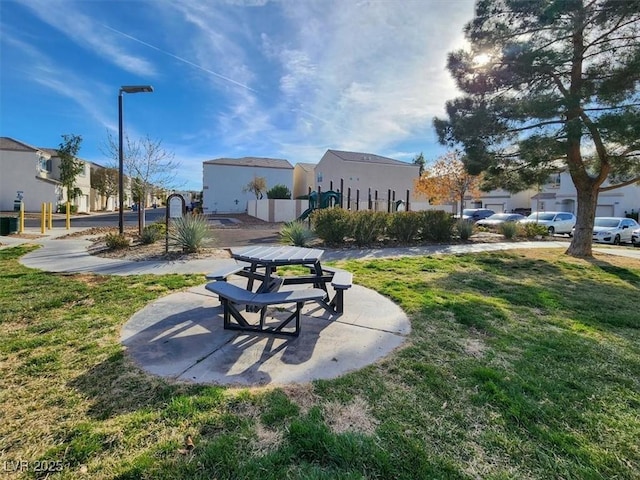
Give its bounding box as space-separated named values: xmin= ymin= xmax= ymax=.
xmin=1 ymin=137 xmax=93 ymax=212
xmin=202 ymin=157 xmax=294 ymax=214
xmin=531 ymin=171 xmax=640 ymax=216
xmin=314 ymin=150 xmax=420 ymax=210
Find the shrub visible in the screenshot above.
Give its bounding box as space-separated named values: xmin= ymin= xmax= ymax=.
xmin=57 ymin=203 xmax=78 ymax=214
xmin=141 ymin=222 xmax=166 ymax=244
xmin=104 ymin=233 xmax=130 ymax=250
xmin=266 ymin=184 xmax=292 ymax=199
xmin=387 ymin=211 xmax=421 ymax=243
xmin=310 ymin=207 xmax=351 ymax=246
xmin=279 ymin=221 xmax=316 ymax=247
xmin=169 ymin=214 xmax=212 ymax=253
xmin=499 ymin=221 xmax=518 ymax=239
xmin=456 ymin=219 xmax=474 ymax=240
xmin=518 ymin=222 xmax=549 ymax=239
xmin=419 ymin=210 xmax=454 ymax=242
xmin=350 ymin=210 xmax=388 ymax=247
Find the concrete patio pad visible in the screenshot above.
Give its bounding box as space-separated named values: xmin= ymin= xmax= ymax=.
xmin=121 ymin=281 xmax=410 ymax=387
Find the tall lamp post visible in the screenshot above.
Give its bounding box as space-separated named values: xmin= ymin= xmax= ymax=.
xmin=118 ymin=85 xmax=153 ymax=234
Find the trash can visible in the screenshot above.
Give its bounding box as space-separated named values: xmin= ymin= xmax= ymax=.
xmin=0 ymin=218 xmax=8 ymax=235
xmin=0 ymin=217 xmax=18 ymax=235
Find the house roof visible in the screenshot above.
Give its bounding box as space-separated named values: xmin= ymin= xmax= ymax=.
xmin=204 ymin=157 xmax=294 ymax=169
xmin=531 ymin=192 xmax=557 ymax=200
xmin=327 ymin=149 xmax=415 ymax=167
xmin=0 ymin=137 xmax=43 ymax=153
xmin=295 ymin=162 xmax=316 ymax=172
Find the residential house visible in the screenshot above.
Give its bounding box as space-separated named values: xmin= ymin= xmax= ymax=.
xmin=38 ymin=147 xmax=92 ymax=213
xmin=0 ymin=137 xmax=65 ymax=212
xmin=202 ymin=157 xmax=294 ymax=214
xmin=532 ymin=170 xmax=640 ymax=216
xmin=313 ymin=150 xmax=420 ymax=210
xmin=293 ymin=162 xmax=315 ymax=198
xmin=473 ymin=188 xmax=538 ymax=214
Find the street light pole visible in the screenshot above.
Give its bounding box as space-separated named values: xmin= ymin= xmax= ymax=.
xmin=118 ymin=85 xmax=153 ymax=235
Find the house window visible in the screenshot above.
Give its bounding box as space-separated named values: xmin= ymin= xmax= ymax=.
xmin=37 ymin=154 xmax=51 ymax=173
xmin=79 ymin=163 xmax=87 ymax=177
xmin=547 ymin=173 xmax=561 ymax=188
xmin=317 ymin=172 xmax=323 ymax=183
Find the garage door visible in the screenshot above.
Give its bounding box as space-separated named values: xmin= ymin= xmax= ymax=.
xmin=485 ymin=204 xmax=503 ymax=213
xmin=596 ymin=205 xmax=614 ymax=216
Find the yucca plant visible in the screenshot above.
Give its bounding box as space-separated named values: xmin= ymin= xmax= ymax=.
xmin=279 ymin=221 xmax=316 ymax=247
xmin=168 ymin=214 xmax=212 ymax=253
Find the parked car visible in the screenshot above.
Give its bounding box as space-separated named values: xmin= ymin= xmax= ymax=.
xmin=457 ymin=208 xmax=495 ymax=222
xmin=632 ymin=227 xmax=640 ymax=247
xmin=591 ymin=217 xmax=640 ymax=245
xmin=519 ymin=211 xmax=576 ymax=236
xmin=476 ymin=213 xmax=525 ymax=228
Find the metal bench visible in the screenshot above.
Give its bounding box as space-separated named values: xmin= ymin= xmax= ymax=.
xmin=205 ymin=281 xmax=327 ymax=336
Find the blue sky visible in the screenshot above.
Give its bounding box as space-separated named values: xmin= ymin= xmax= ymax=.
xmin=1 ymin=0 xmax=476 ymax=190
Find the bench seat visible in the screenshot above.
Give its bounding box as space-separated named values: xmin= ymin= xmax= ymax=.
xmin=205 ymin=259 xmax=251 ymax=281
xmin=318 ymin=266 xmax=353 ymax=313
xmin=206 ymin=281 xmax=327 ymax=336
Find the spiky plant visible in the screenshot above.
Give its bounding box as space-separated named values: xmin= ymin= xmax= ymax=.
xmin=499 ymin=221 xmax=518 ymax=240
xmin=279 ymin=221 xmax=316 ymax=247
xmin=169 ymin=214 xmax=212 ymax=253
xmin=456 ymin=219 xmax=474 ymax=241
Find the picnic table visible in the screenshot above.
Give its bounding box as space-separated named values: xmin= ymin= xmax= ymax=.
xmin=205 ymin=245 xmax=352 ymax=336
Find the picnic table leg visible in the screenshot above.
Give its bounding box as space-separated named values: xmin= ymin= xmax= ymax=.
xmin=312 ymin=261 xmax=327 ymax=291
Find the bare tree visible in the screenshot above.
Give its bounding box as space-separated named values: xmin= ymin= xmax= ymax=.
xmin=243 ymin=176 xmax=267 ymax=199
xmin=104 ymin=134 xmax=181 ymax=233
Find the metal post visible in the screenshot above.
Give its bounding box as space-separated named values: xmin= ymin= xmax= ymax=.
xmin=118 ymin=92 xmax=124 ymax=235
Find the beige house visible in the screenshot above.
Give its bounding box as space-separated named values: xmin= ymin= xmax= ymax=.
xmin=293 ymin=162 xmax=315 ymax=198
xmin=314 ymin=150 xmax=420 ymax=210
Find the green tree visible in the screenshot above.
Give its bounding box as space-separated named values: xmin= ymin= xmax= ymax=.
xmin=266 ymin=184 xmax=292 ymax=199
xmin=57 ymin=134 xmax=84 ymax=204
xmin=412 ymin=152 xmax=426 ymax=177
xmin=434 ymin=0 xmax=640 ymax=257
xmin=90 ymin=167 xmax=118 ymax=210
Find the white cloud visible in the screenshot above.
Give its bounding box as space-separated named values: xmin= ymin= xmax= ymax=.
xmin=13 ymin=0 xmax=156 ymax=77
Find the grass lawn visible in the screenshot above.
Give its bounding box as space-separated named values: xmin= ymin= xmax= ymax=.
xmin=1 ymin=245 xmax=639 ymax=479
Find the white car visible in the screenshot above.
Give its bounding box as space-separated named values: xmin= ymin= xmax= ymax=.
xmin=476 ymin=213 xmax=525 ymax=228
xmin=592 ymin=217 xmax=640 ymax=245
xmin=632 ymin=227 xmax=640 ymax=247
xmin=519 ymin=211 xmax=576 ymax=236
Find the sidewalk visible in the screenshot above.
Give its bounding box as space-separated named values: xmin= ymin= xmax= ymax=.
xmin=3 ymin=225 xmax=639 ymax=274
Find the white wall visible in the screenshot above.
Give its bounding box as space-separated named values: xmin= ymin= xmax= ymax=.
xmin=203 ymin=164 xmax=294 ymax=214
xmin=247 ymin=199 xmax=306 ymax=222
xmin=0 ymin=149 xmax=60 ymax=211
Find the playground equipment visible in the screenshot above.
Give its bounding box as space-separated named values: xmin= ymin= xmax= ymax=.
xmin=298 ymin=190 xmax=342 ymax=221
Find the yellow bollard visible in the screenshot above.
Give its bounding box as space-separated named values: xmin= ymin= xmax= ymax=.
xmin=41 ymin=202 xmax=46 ymax=234
xmin=66 ymin=201 xmax=70 ymax=230
xmin=19 ymin=201 xmax=24 ymax=233
xmin=48 ymin=202 xmax=53 ymax=230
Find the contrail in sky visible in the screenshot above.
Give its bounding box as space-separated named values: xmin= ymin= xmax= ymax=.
xmin=102 ymin=24 xmax=257 ymax=93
